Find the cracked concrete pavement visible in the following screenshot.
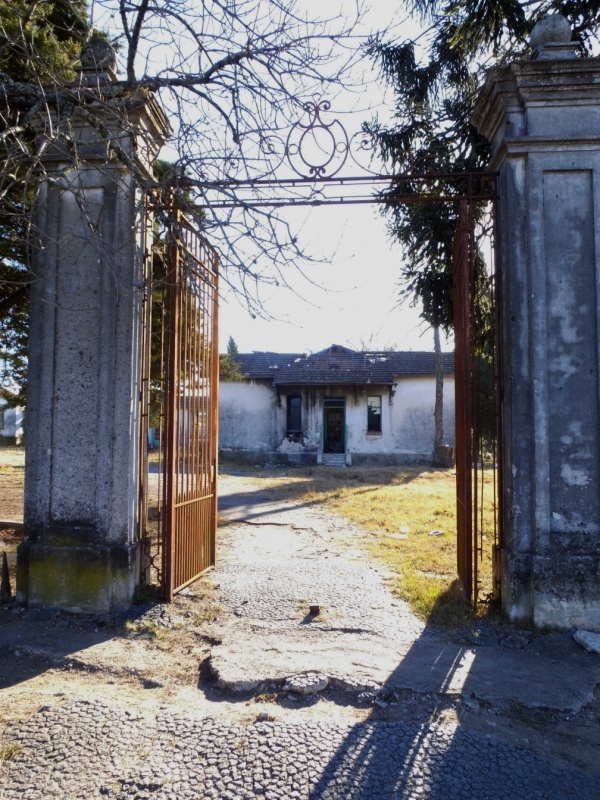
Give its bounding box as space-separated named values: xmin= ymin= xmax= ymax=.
xmin=212 ymin=475 xmax=600 ymax=714
xmin=1 ymin=467 xmax=600 ymax=799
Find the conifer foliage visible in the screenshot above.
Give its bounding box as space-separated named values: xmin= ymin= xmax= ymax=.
xmin=368 ymin=0 xmax=600 ymax=331
xmin=369 ymin=1 xmax=599 ymax=454
xmin=0 ymin=1 xmax=88 ymax=405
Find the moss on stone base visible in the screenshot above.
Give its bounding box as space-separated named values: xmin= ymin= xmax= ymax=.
xmin=19 ymin=542 xmax=139 ymax=613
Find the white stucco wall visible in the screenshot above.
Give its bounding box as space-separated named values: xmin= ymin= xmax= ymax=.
xmin=287 ymin=379 xmax=455 ymax=457
xmin=219 ymin=380 xmax=278 ymax=451
xmin=0 ymin=401 xmax=24 ymax=442
xmin=219 ymin=377 xmax=456 ymax=460
xmin=390 ymin=377 xmax=455 ymax=454
xmin=345 ymin=388 xmax=398 ymax=455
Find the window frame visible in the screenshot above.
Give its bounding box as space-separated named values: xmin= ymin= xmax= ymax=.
xmin=367 ymin=395 xmax=382 ymax=434
xmin=286 ymin=394 xmax=302 ymax=434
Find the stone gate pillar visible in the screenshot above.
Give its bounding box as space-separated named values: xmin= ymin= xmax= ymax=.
xmin=17 ymin=40 xmax=170 ymax=612
xmin=472 ymin=16 xmax=600 ymax=629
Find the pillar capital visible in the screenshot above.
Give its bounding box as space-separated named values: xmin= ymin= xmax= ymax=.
xmin=473 ymin=57 xmax=600 ymax=167
xmin=31 ymin=82 xmax=171 ymax=179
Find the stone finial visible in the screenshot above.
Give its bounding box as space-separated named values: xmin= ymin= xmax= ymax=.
xmin=79 ymin=36 xmax=117 ymax=81
xmin=530 ymin=14 xmax=579 ymax=60
xmin=530 ymin=14 xmax=572 ymax=48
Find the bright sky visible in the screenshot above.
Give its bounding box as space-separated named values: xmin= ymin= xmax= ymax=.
xmin=217 ymin=3 xmax=449 ymax=355
xmin=218 ymin=203 xmax=439 ymax=355
xmin=96 ymin=1 xmax=446 ymax=355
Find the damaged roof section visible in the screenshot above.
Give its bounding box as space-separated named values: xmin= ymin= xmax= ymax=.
xmin=232 ymin=344 xmax=454 ymax=386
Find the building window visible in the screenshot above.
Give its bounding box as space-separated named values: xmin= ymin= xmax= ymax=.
xmin=287 ymin=395 xmax=302 ymax=433
xmin=367 ymin=395 xmax=382 ymax=434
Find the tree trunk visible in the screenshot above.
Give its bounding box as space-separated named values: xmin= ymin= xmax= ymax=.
xmin=433 ymin=325 xmax=444 ymax=463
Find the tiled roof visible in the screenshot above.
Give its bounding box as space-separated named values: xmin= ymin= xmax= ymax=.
xmin=233 ymin=352 xmax=305 ymax=380
xmin=231 ymin=345 xmax=454 ymax=385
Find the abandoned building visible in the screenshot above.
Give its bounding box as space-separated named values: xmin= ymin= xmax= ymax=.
xmin=219 ymin=344 xmax=455 ymax=465
xmin=0 ymin=396 xmax=23 ymax=445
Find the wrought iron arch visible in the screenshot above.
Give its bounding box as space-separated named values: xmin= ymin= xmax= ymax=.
xmin=146 ymin=101 xmax=500 ymax=607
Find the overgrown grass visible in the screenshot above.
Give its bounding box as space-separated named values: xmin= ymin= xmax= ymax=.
xmin=0 ymin=446 xmax=25 ymax=519
xmin=0 ymin=742 xmax=22 ymax=762
xmin=190 ymin=579 xmax=222 ymax=624
xmin=225 ymin=465 xmax=497 ymax=625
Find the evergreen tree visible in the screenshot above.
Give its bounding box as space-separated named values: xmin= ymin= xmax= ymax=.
xmin=368 ymin=1 xmax=600 ymax=332
xmin=219 ymin=337 xmax=244 ymax=382
xmin=368 ymin=2 xmax=599 ymax=456
xmin=0 ymin=0 xmax=88 ymax=404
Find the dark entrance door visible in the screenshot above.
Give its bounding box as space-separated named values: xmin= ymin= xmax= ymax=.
xmin=323 ymin=399 xmax=345 ymax=453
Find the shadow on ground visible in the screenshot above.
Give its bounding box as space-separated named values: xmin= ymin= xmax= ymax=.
xmin=217 ymin=463 xmax=434 ymax=526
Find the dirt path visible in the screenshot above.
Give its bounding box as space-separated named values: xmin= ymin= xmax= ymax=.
xmin=1 ymin=465 xmax=600 ymax=786
xmin=211 ymin=471 xmax=600 ymax=774
xmin=0 ymin=468 xmax=385 ymax=731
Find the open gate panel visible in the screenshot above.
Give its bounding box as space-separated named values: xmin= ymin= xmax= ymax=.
xmin=138 ymin=206 xmax=219 ymax=601
xmin=163 ymin=214 xmax=219 ymax=600
xmin=453 ymin=199 xmax=502 ymax=606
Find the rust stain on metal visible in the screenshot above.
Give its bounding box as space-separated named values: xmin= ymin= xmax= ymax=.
xmin=139 ymin=202 xmax=219 ymax=601
xmin=453 ymin=196 xmax=501 ymax=605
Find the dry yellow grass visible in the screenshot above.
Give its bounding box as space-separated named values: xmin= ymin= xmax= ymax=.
xmin=0 ymin=446 xmax=25 ymax=520
xmin=0 ymin=447 xmax=497 ymax=625
xmin=234 ymin=465 xmax=498 ymax=625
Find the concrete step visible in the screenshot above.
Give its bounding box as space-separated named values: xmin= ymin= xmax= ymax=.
xmin=320 ymin=453 xmax=348 ymax=467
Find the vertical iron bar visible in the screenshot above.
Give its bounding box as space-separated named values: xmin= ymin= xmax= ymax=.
xmin=492 ymin=193 xmax=503 ymax=600
xmin=163 ymin=208 xmax=182 ymax=601
xmin=210 ymin=247 xmax=219 ymax=569
xmin=137 ymin=197 xmax=153 ymax=586
xmin=156 ymin=276 xmax=167 ymax=589
xmin=468 ymin=200 xmax=480 ymax=604
xmin=453 ymin=199 xmax=473 ymax=602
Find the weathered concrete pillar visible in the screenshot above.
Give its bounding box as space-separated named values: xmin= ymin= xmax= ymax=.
xmin=472 ymin=16 xmax=600 ymax=629
xmin=18 ymin=40 xmax=170 ymax=612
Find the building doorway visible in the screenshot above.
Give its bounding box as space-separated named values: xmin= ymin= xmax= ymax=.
xmin=323 ymin=398 xmax=346 ymax=454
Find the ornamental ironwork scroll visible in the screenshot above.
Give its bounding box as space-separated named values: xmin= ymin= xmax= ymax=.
xmin=184 ymin=98 xmax=497 ymax=207
xmin=259 ymin=98 xmax=379 ymax=180
xmin=285 ymin=99 xmax=375 ymax=178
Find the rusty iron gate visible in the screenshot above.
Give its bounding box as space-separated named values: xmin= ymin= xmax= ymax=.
xmin=139 ymin=207 xmax=219 ymax=601
xmin=453 ymin=199 xmax=502 ymax=605
xmin=137 ymin=100 xmax=501 ymax=606
xmin=139 ymin=192 xmax=499 ymax=607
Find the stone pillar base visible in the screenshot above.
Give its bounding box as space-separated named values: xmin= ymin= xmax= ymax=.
xmin=500 ymin=550 xmax=534 ymax=625
xmin=17 ymin=541 xmax=139 ymax=614
xmin=501 ymin=550 xmax=600 ymax=630
xmin=532 ymin=555 xmax=600 ymax=630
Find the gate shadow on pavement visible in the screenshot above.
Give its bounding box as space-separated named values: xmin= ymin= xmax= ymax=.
xmin=0 ymin=607 xmax=123 ymax=690
xmin=306 ymin=634 xmax=480 ymax=800
xmin=218 ymin=484 xmax=334 ymax=527
xmin=306 ymin=589 xmax=600 ymax=800
xmin=0 ymin=600 xmax=178 ymax=692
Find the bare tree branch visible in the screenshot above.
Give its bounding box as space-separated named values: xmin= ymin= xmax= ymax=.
xmin=0 ymin=0 xmax=383 ymax=394
xmin=125 ymin=0 xmax=151 ymax=81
